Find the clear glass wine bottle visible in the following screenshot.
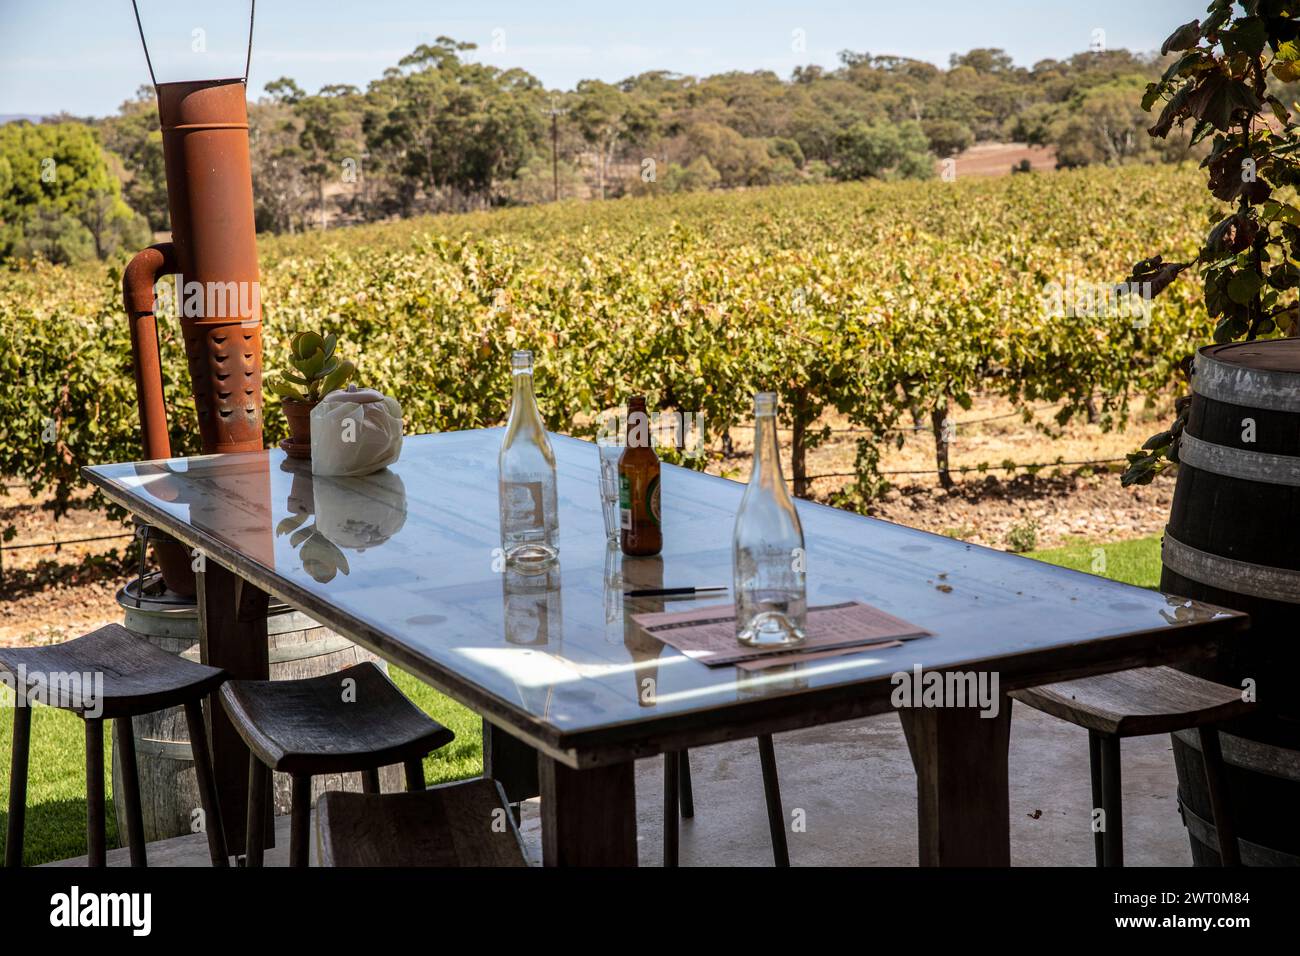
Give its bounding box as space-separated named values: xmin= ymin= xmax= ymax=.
xmin=498 ymin=350 xmax=559 ymax=570
xmin=733 ymin=392 xmax=807 ymax=647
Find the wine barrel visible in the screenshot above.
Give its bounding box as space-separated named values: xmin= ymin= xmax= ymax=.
xmin=1161 ymin=338 xmax=1300 ymax=866
xmin=110 ymin=574 xmax=402 ymax=845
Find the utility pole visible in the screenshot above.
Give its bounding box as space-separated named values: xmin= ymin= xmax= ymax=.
xmin=360 ymin=149 xmax=370 ymax=223
xmin=541 ymin=96 xmax=570 ymax=203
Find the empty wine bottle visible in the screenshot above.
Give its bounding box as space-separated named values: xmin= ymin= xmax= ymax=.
xmin=733 ymin=392 xmax=807 ymax=647
xmin=498 ymin=350 xmax=559 ymax=570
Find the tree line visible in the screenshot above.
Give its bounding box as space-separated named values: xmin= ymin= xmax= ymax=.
xmin=3 ymin=37 xmax=1215 ymax=262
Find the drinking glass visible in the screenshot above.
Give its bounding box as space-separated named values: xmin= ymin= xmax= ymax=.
xmin=597 ymin=436 xmax=623 ymax=542
xmin=602 ymin=539 xmax=624 ymax=643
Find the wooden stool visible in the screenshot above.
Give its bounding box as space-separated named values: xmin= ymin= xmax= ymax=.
xmin=1011 ymin=666 xmax=1254 ymax=866
xmin=219 ymin=661 xmax=454 ymax=867
xmin=317 ymin=778 xmax=527 ymax=866
xmin=1 ymin=623 xmax=229 ymax=867
xmin=667 ymin=735 xmax=789 ymax=867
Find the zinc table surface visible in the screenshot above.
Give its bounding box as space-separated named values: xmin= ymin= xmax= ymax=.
xmin=83 ymin=429 xmax=1246 ymax=768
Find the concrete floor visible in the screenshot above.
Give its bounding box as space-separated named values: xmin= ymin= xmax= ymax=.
xmin=46 ymin=702 xmax=1194 ymax=866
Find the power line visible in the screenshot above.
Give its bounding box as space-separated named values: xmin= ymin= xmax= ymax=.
xmin=754 ymin=398 xmax=1093 ymax=437
xmin=878 ymin=400 xmax=1080 ymax=434
xmin=0 ymin=533 xmax=134 ymax=553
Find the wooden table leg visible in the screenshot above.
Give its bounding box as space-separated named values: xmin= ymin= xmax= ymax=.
xmin=899 ymin=699 xmax=1013 ymax=866
xmin=483 ymin=718 xmax=540 ymax=808
xmin=197 ymin=560 xmax=269 ymax=851
xmin=663 ymin=751 xmax=679 ymax=867
xmin=539 ymin=757 xmax=637 ymax=866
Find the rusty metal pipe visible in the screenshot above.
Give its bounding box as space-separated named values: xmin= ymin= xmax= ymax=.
xmin=122 ymin=78 xmax=266 ymax=594
xmin=123 ymin=78 xmax=264 ymax=458
xmin=156 ymin=78 xmax=264 ymax=454
xmin=123 ymin=242 xmax=176 ymax=461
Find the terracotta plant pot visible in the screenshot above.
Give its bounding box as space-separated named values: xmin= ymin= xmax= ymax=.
xmin=280 ymin=398 xmax=319 ymax=459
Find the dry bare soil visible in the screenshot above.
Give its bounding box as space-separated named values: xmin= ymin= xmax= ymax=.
xmin=940 ymin=142 xmax=1058 ymax=178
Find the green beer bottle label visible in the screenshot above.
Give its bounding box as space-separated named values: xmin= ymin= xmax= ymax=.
xmin=646 ymin=475 xmax=661 ymax=527
xmin=619 ymin=473 xmax=633 ymax=530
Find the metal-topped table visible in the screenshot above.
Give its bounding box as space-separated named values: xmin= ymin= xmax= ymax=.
xmin=84 ymin=429 xmax=1247 ymax=865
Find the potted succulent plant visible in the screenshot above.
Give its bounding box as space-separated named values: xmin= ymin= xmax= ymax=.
xmin=267 ymin=330 xmax=355 ymax=458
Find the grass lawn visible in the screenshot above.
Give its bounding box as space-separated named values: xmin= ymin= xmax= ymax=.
xmin=0 ymin=692 xmax=119 ymax=867
xmin=0 ymin=671 xmax=480 ymax=866
xmin=1026 ymin=534 xmax=1161 ymax=589
xmin=1 ymin=534 xmax=1161 ymax=865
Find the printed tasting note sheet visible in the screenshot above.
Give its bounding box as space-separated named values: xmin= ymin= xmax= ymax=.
xmin=630 ymin=601 xmax=931 ymax=667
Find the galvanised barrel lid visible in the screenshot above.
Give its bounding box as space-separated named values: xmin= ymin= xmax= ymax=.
xmin=1193 ymin=339 xmax=1300 ymax=412
xmin=117 ymin=572 xmax=298 ymax=617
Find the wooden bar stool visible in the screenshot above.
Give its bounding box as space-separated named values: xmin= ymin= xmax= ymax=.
xmin=2 ymin=623 xmax=229 ymax=868
xmin=667 ymin=735 xmax=789 ymax=867
xmin=219 ymin=661 xmax=454 ymax=867
xmin=317 ymin=778 xmax=527 ymax=866
xmin=1011 ymin=665 xmax=1254 ymax=866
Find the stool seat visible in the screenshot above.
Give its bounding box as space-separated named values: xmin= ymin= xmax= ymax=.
xmin=4 ymin=623 xmax=230 ymax=868
xmin=317 ymin=779 xmax=527 ymax=867
xmin=1011 ymin=665 xmax=1252 ymax=867
xmin=0 ymin=623 xmax=226 ymax=719
xmin=1010 ymin=665 xmax=1253 ymax=738
xmin=219 ymin=661 xmax=453 ymax=776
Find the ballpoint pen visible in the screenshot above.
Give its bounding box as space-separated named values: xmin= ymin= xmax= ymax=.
xmin=623 ymin=586 xmax=727 ymax=598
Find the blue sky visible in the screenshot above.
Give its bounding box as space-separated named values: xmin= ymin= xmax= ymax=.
xmin=1 ymin=0 xmax=1201 ymax=117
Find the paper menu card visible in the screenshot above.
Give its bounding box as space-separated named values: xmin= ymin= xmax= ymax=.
xmin=630 ymin=600 xmax=930 ymax=667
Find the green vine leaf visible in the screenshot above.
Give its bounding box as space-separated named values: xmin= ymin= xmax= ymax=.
xmin=1184 ymin=74 xmax=1262 ymax=132
xmin=1222 ymin=17 xmax=1267 ymax=57
xmin=1227 ymin=271 xmax=1264 ymax=304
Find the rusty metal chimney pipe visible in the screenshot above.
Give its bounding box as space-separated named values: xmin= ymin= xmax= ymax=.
xmin=123 ymin=242 xmax=177 ymax=460
xmin=123 ymin=78 xmax=265 ymax=459
xmin=122 ymin=67 xmax=266 ymax=593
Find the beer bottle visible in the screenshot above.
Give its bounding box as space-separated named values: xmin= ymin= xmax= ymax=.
xmin=619 ymin=396 xmax=662 ymax=556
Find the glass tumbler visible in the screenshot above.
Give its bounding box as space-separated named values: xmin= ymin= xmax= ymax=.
xmin=597 ymin=435 xmax=623 ymax=542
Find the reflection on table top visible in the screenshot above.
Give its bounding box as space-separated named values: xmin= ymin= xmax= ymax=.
xmin=83 ymin=429 xmax=1245 ymax=759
